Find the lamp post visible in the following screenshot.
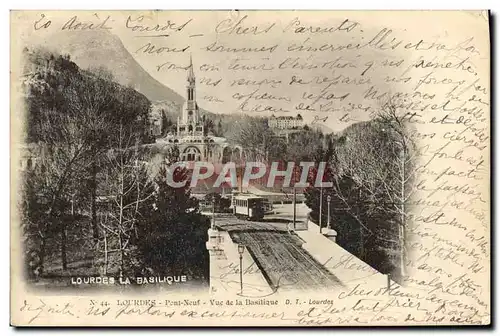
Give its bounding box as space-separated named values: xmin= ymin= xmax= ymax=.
xmin=292 ymin=185 xmax=297 ymax=231
xmin=211 ymin=198 xmax=216 ymax=230
xmin=319 ymin=186 xmax=323 ymax=230
xmin=70 ymin=192 xmax=75 ymax=217
xmin=237 ymin=244 xmax=245 ymax=294
xmin=327 ymin=195 xmax=331 ymax=229
xmin=292 ymin=167 xmax=300 ymax=231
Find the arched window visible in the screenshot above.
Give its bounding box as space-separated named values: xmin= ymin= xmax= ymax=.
xmin=222 ymin=147 xmax=232 ymax=164
xmin=183 ymin=146 xmax=201 ymax=162
xmin=232 ymin=148 xmax=241 ymax=164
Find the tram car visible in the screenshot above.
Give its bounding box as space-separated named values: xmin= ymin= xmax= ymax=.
xmin=232 ymin=194 xmax=271 ymax=221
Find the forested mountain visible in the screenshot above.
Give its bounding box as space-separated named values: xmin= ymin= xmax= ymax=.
xmin=22 ymin=46 xmax=152 ymax=145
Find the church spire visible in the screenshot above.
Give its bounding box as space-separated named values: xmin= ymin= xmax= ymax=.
xmin=182 ymin=54 xmax=199 ymax=125
xmin=187 ymin=53 xmax=195 ymax=83
xmin=186 ymin=53 xmax=196 ymax=101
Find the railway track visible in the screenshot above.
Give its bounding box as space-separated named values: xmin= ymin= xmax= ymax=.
xmin=216 ymin=216 xmax=342 ymax=291
xmin=230 ymin=230 xmax=342 ymax=291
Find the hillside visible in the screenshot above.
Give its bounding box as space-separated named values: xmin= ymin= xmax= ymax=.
xmin=309 ymin=123 xmax=334 ymax=135
xmin=34 ymin=29 xmax=184 ymax=104
xmin=21 ymin=46 xmax=151 ymax=144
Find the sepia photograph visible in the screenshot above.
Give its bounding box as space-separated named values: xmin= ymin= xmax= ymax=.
xmin=9 ymin=9 xmax=490 ymax=327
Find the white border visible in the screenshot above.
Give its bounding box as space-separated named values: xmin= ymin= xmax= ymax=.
xmin=2 ymin=1 xmax=497 ymax=334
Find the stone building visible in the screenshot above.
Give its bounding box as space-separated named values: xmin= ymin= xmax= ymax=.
xmin=268 ymin=114 xmax=304 ymax=129
xmin=156 ymin=56 xmax=242 ymax=164
xmin=18 ymin=143 xmax=41 ymax=172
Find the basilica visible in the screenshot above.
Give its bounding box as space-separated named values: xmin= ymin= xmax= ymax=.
xmin=156 ymin=56 xmax=242 ymax=164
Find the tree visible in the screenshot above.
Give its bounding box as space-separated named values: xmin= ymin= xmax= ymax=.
xmin=136 ymin=150 xmax=209 ymax=279
xmin=303 ymin=145 xmax=336 ymax=226
xmin=203 ymin=116 xmax=215 ymax=136
xmin=331 ymin=101 xmax=417 ymax=279
xmin=216 ymin=119 xmax=223 ymax=137
xmin=225 ymin=116 xmax=272 ymax=161
xmin=65 ymin=71 xmax=118 ymax=240
xmin=34 ymin=106 xmax=101 ymax=271
xmin=96 ymin=123 xmax=155 ymax=277
xmin=203 ymin=192 xmax=231 ymax=213
xmin=160 ymin=109 xmax=174 ymax=135
xmin=286 ymin=129 xmax=325 ymax=162
xmin=267 ymin=136 xmax=288 ymax=163
xmin=65 ymin=68 xmax=151 ymax=241
xmin=371 ymin=98 xmax=418 ymax=279
xmin=303 ymin=98 xmax=417 ymax=281
xmin=20 ymin=167 xmax=46 ymax=279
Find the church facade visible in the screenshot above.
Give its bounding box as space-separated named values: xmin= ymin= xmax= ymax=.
xmin=156 ymin=56 xmax=242 ymax=164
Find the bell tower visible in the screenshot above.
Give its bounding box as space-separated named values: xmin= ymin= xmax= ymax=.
xmin=176 ymin=55 xmax=204 ymax=138
xmin=182 ymin=54 xmax=200 ymax=125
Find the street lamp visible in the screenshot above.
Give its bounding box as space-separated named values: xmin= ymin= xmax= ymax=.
xmin=211 ymin=198 xmax=216 ymax=230
xmin=292 ymin=185 xmax=297 ymax=231
xmin=237 ymin=244 xmax=245 ymax=294
xmin=291 ymin=167 xmax=300 ymax=231
xmin=327 ymin=195 xmax=331 ymax=229
xmin=70 ymin=192 xmax=75 ymax=217
xmin=319 ymin=186 xmax=323 ymax=230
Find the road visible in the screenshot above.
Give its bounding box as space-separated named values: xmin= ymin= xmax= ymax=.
xmin=214 ymin=215 xmax=343 ymax=291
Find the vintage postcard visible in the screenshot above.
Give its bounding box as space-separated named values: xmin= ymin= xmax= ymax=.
xmin=10 ymin=10 xmax=490 ymax=326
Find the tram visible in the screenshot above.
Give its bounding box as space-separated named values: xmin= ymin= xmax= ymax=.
xmin=232 ymin=194 xmax=271 ymax=221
